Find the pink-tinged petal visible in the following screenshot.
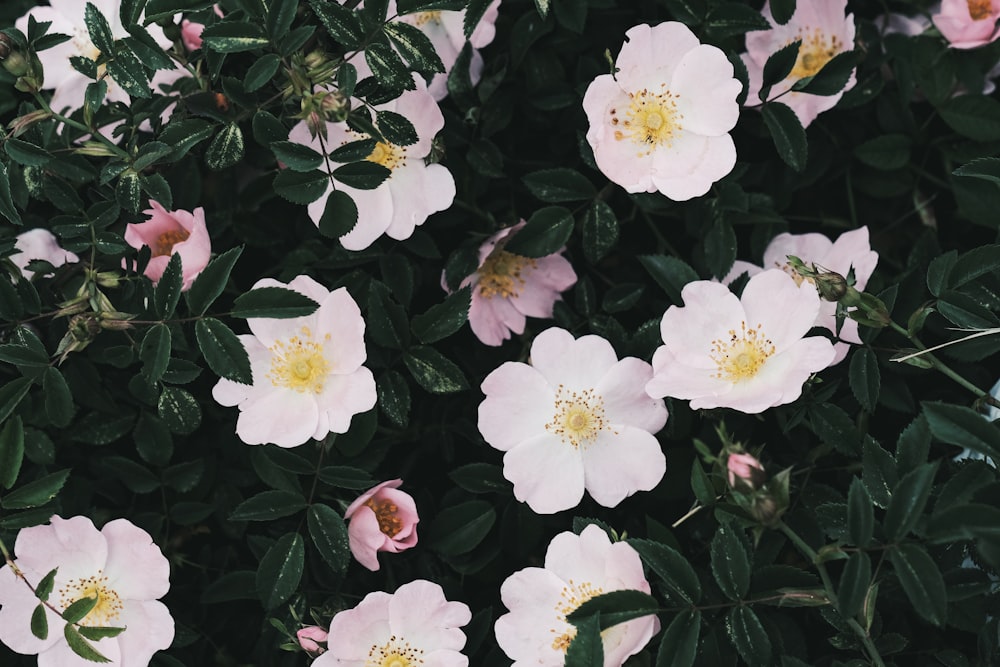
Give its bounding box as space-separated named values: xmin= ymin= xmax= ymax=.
xmin=777 ymin=86 xmax=848 ymax=128
xmin=284 ymin=274 xmax=331 ymax=303
xmin=719 ymin=337 xmax=835 ymax=413
xmin=102 ymin=519 xmax=170 ymax=600
xmin=10 ymin=229 xmax=78 ymax=277
xmin=479 ymin=362 xmax=553 ymax=451
xmin=649 ymin=132 xmax=737 ymax=201
xmin=670 ymin=45 xmax=742 ymax=136
xmin=602 ymin=539 xmax=653 ymax=591
xmin=529 ymin=329 xmax=620 ymax=389
xmin=388 ymin=580 xmax=471 ymax=651
xmin=740 ymin=269 xmax=821 ymax=352
xmin=762 ymin=232 xmax=833 ymax=272
xmin=38 ymin=636 xmax=121 ymax=667
xmin=345 ymin=479 xmax=402 ymax=517
xmin=614 ymin=23 xmax=701 ymax=92
xmin=645 ymin=346 xmax=733 ymax=401
xmin=530 ymin=253 xmax=578 ymax=292
xmin=325 ymin=592 xmax=393 ymax=661
xmin=115 ymin=600 xmax=174 ymax=667
xmin=658 ymin=281 xmax=745 ymax=368
xmin=317 ymin=287 xmax=367 ymax=370
xmin=421 ymin=649 xmax=468 ymax=667
xmin=503 ymin=433 xmax=585 ymax=514
xmin=933 ymin=0 xmax=1000 ymax=48
xmin=212 ymin=336 xmax=267 ymax=406
xmin=347 ymin=507 xmax=388 ymax=571
xmin=385 ymin=87 xmax=444 ymax=157
xmin=544 ymin=524 xmax=614 ymax=584
xmin=384 ymin=162 xmax=456 ymax=241
xmin=595 ymin=358 xmax=667 ymax=433
xmin=316 ymin=370 xmax=377 ymax=434
xmin=495 ymin=568 xmax=568 ymax=664
xmin=583 ymin=76 xmax=658 ymax=193
xmin=581 ymin=427 xmax=666 ymax=507
xmin=822 ymin=227 xmax=878 ymax=290
xmin=50 ymin=74 xmax=101 ymax=114
xmin=234 ymin=390 xmax=319 ymax=447
xmin=603 ymin=616 xmax=659 ymax=667
xmin=339 ymin=184 xmax=395 ymax=251
xmin=469 ymin=291 xmax=525 ymax=346
xmin=720 ymin=259 xmax=763 ymax=286
xmin=15 ymin=516 xmax=107 ymax=582
xmin=0 ymin=564 xmax=64 ymax=656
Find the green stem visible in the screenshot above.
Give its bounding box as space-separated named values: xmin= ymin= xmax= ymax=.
xmin=779 ymin=522 xmax=886 ymax=667
xmin=32 ymin=93 xmax=130 ymax=160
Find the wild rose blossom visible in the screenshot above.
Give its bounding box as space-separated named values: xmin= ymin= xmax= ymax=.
xmin=742 ymin=0 xmax=857 ymax=128
xmin=8 ymin=228 xmax=78 ymax=278
xmin=478 ymin=327 xmax=668 ymax=514
xmin=212 ymin=275 xmax=377 ymax=448
xmin=446 ymin=221 xmax=577 ymax=346
xmin=0 ymin=515 xmax=174 ymax=666
xmin=344 ymin=479 xmax=419 ymax=572
xmin=646 ymin=269 xmax=836 ymax=414
xmin=296 ymin=626 xmax=328 ymax=656
xmin=582 ymin=22 xmax=742 ymax=201
xmin=495 ymin=524 xmax=658 ymax=666
xmin=288 ymin=78 xmax=455 ymax=251
xmin=314 ymin=579 xmax=471 ymax=667
xmin=124 ymin=200 xmax=212 ymax=291
xmin=933 ymin=0 xmax=1000 ymax=49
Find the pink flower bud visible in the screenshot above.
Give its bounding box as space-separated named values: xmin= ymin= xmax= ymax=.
xmin=727 ymin=452 xmax=765 ymax=489
xmin=180 ymin=19 xmax=205 ymax=51
xmin=124 ymin=200 xmax=211 ymax=291
xmin=296 ymin=626 xmax=328 ymax=656
xmin=344 ymin=479 xmax=419 ymax=571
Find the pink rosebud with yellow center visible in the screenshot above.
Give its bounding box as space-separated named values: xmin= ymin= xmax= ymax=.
xmin=124 ymin=200 xmax=211 ymax=291
xmin=344 ymin=479 xmax=419 ymax=571
xmin=933 ymin=0 xmax=1000 ymax=49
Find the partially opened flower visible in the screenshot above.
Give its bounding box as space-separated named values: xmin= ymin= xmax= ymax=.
xmin=495 ymin=524 xmax=658 ymax=666
xmin=296 ymin=626 xmax=328 ymax=657
xmin=0 ymin=515 xmax=174 ymax=666
xmin=646 ymin=269 xmax=835 ymax=414
xmin=447 ymin=222 xmax=577 ymax=346
xmin=288 ymin=78 xmax=455 ymax=251
xmin=742 ymin=0 xmax=856 ymax=127
xmin=211 ymin=275 xmax=377 ymax=448
xmin=727 ymin=452 xmax=766 ymax=490
xmin=344 ymin=479 xmax=419 ymax=571
xmin=314 ymin=579 xmax=471 ymax=667
xmin=478 ymin=327 xmax=668 ymax=514
xmin=582 ymin=22 xmax=742 ymax=200
xmin=933 ymin=0 xmax=1000 ymax=49
xmin=8 ymin=228 xmax=79 ymax=278
xmin=124 ymin=200 xmax=211 ymax=290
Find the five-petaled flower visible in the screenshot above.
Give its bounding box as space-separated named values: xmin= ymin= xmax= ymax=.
xmin=0 ymin=515 xmax=174 ymax=666
xmin=478 ymin=327 xmax=668 ymax=514
xmin=582 ymin=22 xmax=742 ymax=201
xmin=124 ymin=200 xmax=212 ymax=291
xmin=8 ymin=228 xmax=78 ymax=278
xmin=646 ymin=269 xmax=836 ymax=414
xmin=314 ymin=579 xmax=471 ymax=667
xmin=344 ymin=479 xmax=419 ymax=572
xmin=933 ymin=0 xmax=1000 ymax=49
xmin=495 ymin=524 xmax=658 ymax=666
xmin=212 ymin=275 xmax=377 ymax=448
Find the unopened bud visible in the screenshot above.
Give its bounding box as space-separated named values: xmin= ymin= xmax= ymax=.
xmin=726 ymin=452 xmax=766 ymax=491
xmin=7 ymin=109 xmax=52 ymax=137
xmin=75 ymin=141 xmax=117 ymax=157
xmin=94 ymin=271 xmax=121 ymax=288
xmin=305 ymin=111 xmax=328 ymax=142
xmin=2 ymin=49 xmax=30 ymax=77
xmin=303 ymin=50 xmax=327 ymax=70
xmin=296 ymin=626 xmax=328 ymax=657
xmin=0 ymin=34 xmax=13 ymax=60
xmin=318 ymin=91 xmax=349 ymax=121
xmin=813 ymin=270 xmax=848 ymax=302
xmin=98 ymin=312 xmax=135 ymax=330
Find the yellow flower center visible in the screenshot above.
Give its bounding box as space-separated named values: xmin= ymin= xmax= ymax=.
xmin=413 ymin=11 xmax=442 ymax=26
xmin=545 ymin=386 xmax=611 ymax=448
xmin=366 ymin=636 xmax=423 ymax=667
xmin=153 ymin=229 xmax=190 ymax=257
xmin=266 ymin=326 xmax=332 ymax=393
xmin=367 ymin=141 xmax=404 ymax=171
xmin=365 ymin=498 xmax=403 ymax=538
xmin=550 ymin=580 xmax=605 ymax=653
xmin=477 ymin=249 xmax=536 ymax=299
xmin=710 ymin=321 xmax=776 ymax=382
xmin=610 ymin=87 xmax=682 ymax=156
xmin=789 ymin=28 xmax=843 ymax=79
xmin=58 ymin=571 xmax=123 ymax=627
xmin=968 ymin=0 xmax=993 ymax=20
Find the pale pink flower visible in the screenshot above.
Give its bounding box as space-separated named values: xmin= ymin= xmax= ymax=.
xmin=933 ymin=0 xmax=1000 ymax=49
xmin=8 ymin=228 xmax=78 ymax=277
xmin=495 ymin=524 xmax=658 ymax=666
xmin=742 ymin=0 xmax=857 ymax=128
xmin=212 ymin=276 xmax=376 ymax=448
xmin=344 ymin=479 xmax=419 ymax=572
xmin=288 ymin=79 xmax=455 ymax=251
xmin=0 ymin=515 xmax=174 ymax=666
xmin=646 ymin=269 xmax=836 ymax=414
xmin=446 ymin=222 xmax=577 ymax=346
xmin=314 ymin=579 xmax=471 ymax=667
xmin=760 ymin=227 xmax=879 ymax=364
xmin=297 ymin=626 xmax=328 ymax=656
xmin=727 ymin=452 xmax=765 ymax=489
xmin=582 ymin=22 xmax=741 ymax=201
xmin=124 ymin=200 xmax=211 ymax=291
xmin=478 ymin=327 xmax=668 ymax=514
xmin=180 ymin=4 xmax=224 ymax=51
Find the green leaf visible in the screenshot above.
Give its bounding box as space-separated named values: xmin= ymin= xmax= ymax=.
xmin=463 ymin=0 xmax=494 ymax=38
xmin=30 ymin=604 xmax=47 ymax=640
xmin=704 ymin=218 xmax=736 ymax=280
xmin=846 ymin=478 xmax=873 ymax=547
xmin=231 ymin=286 xmax=319 ymax=319
xmin=229 ymin=490 xmax=306 ymax=521
xmin=307 ymin=504 xmax=351 ymax=574
xmin=328 ymin=138 xmax=377 ymax=162
xmin=0 ymin=416 xmax=24 ymax=490
xmin=106 ymin=50 xmax=151 ymax=98
xmin=523 ymin=168 xmax=596 ymax=203
xmin=365 ymin=39 xmax=414 ymax=91
xmin=139 ymin=323 xmax=171 ymax=384
xmin=854 ymin=134 xmax=911 ymax=171
xmin=377 ymin=370 xmax=411 ymax=427
xmin=639 ymin=254 xmax=699 ymax=303
xmin=769 ymin=0 xmax=795 ymax=24
xmin=266 ymin=0 xmax=298 ymax=40
xmin=837 ymin=551 xmax=871 ymax=619
xmin=375 ymin=110 xmax=418 ymax=146
xmin=939 ymin=94 xmax=1000 ymax=141
xmin=0 ymin=378 xmax=32 ymax=425
xmin=42 ymin=367 xmax=73 ymax=428
xmin=1 ymin=469 xmax=70 ymax=509
xmin=134 ymin=411 xmax=173 ymax=467
xmin=627 ymin=539 xmax=701 ymax=604
xmin=848 ymin=347 xmax=879 ymax=412
xmin=0 ymin=162 xmax=22 ymax=225
xmin=5 ymin=138 xmax=52 ymax=167
xmin=710 ymin=522 xmax=750 ymax=600
xmin=270 ymin=141 xmax=323 ymax=172
xmin=792 ymin=50 xmax=856 ymax=95
xmin=125 ymin=24 xmax=174 ymax=70
xmin=503 ymin=206 xmax=574 ymax=258
xmin=318 ymin=189 xmax=358 ymax=239
xmin=426 ymin=499 xmax=496 ymax=556
xmin=762 ymin=101 xmax=807 ymax=171
xmin=64 ymin=623 xmax=111 ymax=663
xmin=759 ymin=39 xmax=800 ymax=101
xmin=159 ymin=119 xmax=215 ymax=161
xmin=691 ymin=457 xmax=715 ymax=506
xmin=157 ymin=387 xmax=202 ymax=435
xmin=809 ymin=402 xmax=861 ymax=455
xmin=195 ymin=317 xmax=252 ymax=384
xmin=403 ymin=346 xmax=468 ymax=394
xmin=202 ymin=21 xmax=269 ymax=52
xmin=206 ymin=123 xmax=245 ymax=170
xmin=144 ymin=0 xmax=216 ymax=22
xmin=36 ymin=568 xmax=57 ymax=601
xmin=567 ymin=589 xmax=660 ymax=630
xmin=273 ymin=169 xmax=329 ymax=204
xmin=120 ymin=0 xmax=145 ymax=26
xmin=656 ymin=609 xmax=701 ymax=667
xmin=411 ymin=287 xmax=470 ymax=344
xmin=185 ymin=246 xmax=242 ymax=316
xmin=883 ymin=462 xmax=938 ymax=541
xmin=889 ymin=543 xmax=946 ymax=626
xmin=923 ymin=401 xmax=1000 ymax=460
xmin=77 ymin=625 xmax=126 ymax=640
xmin=308 ymin=0 xmax=364 ymax=48
xmin=726 ymin=606 xmax=771 ymax=666
xmin=154 ymin=252 xmax=183 ymax=318
xmin=705 ymin=1 xmax=770 ymax=37
xmin=565 ymin=611 xmax=602 ymax=667
xmin=85 ymin=2 xmax=116 ymax=54
xmin=949 ymin=244 xmax=1000 ymax=289
xmin=245 ymin=53 xmax=281 ymax=92
xmin=116 ymin=171 xmax=143 ymax=213
xmin=383 ymin=21 xmax=444 ymax=75
xmin=317 ymin=466 xmax=375 ymax=489
xmin=954 ymin=157 xmax=1000 ymax=186
xmin=332 ymin=161 xmax=391 ymax=190
xmin=582 ymin=200 xmax=618 ymax=263
xmin=256 ymin=532 xmax=304 ymax=609
xmin=895 ymin=414 xmax=930 ymax=475
xmin=448 ymin=463 xmax=510 ymax=494
xmin=863 ymin=436 xmax=897 ymax=508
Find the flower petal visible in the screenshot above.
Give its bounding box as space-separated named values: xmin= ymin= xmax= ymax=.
xmin=581 ymin=428 xmax=666 ymax=507
xmin=102 ymin=519 xmax=170 ymax=601
xmin=529 ymin=329 xmax=620 ymax=389
xmin=503 ymin=434 xmax=585 ymax=514
xmin=479 ymin=362 xmax=553 ymax=451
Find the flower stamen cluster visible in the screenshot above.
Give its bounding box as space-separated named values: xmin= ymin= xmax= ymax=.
xmin=266 ymin=327 xmax=332 ymax=394
xmin=710 ymin=322 xmax=776 ymax=382
xmin=545 ymin=386 xmax=610 ymax=448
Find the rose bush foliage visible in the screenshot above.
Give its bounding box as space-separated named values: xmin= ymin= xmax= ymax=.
xmin=1 ymin=0 xmax=1000 ymax=666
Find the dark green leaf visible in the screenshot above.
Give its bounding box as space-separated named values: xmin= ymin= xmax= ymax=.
xmin=134 ymin=411 xmax=173 ymax=467
xmin=63 ymin=623 xmax=111 ymax=663
xmin=85 ymin=2 xmax=115 ymax=54
xmin=317 ymin=466 xmax=374 ymax=489
xmin=939 ymin=95 xmax=1000 ymax=141
xmin=691 ymin=457 xmax=715 ymax=505
xmin=760 ymin=40 xmax=800 ymax=101
xmin=627 ymin=539 xmax=702 ymax=604
xmin=230 ymin=490 xmax=306 ymax=521
xmin=726 ymin=605 xmax=771 ymax=666
xmin=854 ymin=134 xmax=911 ymax=171
xmin=762 ymin=101 xmax=807 ymax=171
xmin=0 ymin=416 xmax=24 ymax=490
xmin=201 ymin=570 xmax=258 ymax=603
xmin=837 ymin=551 xmax=871 ymax=619
xmin=503 ymin=206 xmax=574 ymax=258
xmin=769 ymin=0 xmax=795 ymax=24
xmin=949 ymin=244 xmax=1000 ymax=289
xmin=332 ymin=161 xmax=391 ymax=190
xmin=36 ymin=568 xmax=57 ymax=601
xmin=375 ymin=110 xmax=418 ymax=146
xmin=116 ymin=171 xmax=142 ymax=213
xmin=185 ymin=246 xmax=243 ymax=316
xmin=704 ymin=218 xmax=737 ymax=280
xmin=809 ymin=402 xmax=861 ymax=455
xmin=273 ymin=169 xmax=330 ymax=204
xmin=196 ymin=317 xmax=252 ymax=384
xmin=328 ymin=138 xmax=377 ymax=162
xmin=154 ymin=252 xmax=183 ymax=318
xmin=30 ymin=604 xmax=47 ymax=640
xmin=5 ymin=138 xmax=52 ymax=167
xmin=711 ymin=522 xmax=750 ymax=600
xmin=365 ymin=40 xmax=414 ymax=91
xmin=403 ymin=346 xmax=468 ymax=394
xmin=448 ymin=463 xmax=511 ymax=494
xmin=639 ymin=254 xmax=699 ymax=303
xmin=42 ymin=367 xmax=73 ymax=427
xmin=202 ymin=21 xmax=269 ymax=52
xmin=927 ymin=502 xmax=1000 ymax=542
xmin=889 ymin=543 xmax=946 ymax=626
xmin=318 ymin=189 xmax=358 ymax=239
xmin=0 ymin=162 xmax=22 ymax=225
xmin=863 ymin=436 xmax=897 ymax=508
xmin=0 ymin=378 xmax=32 ymax=425
xmin=848 ymin=347 xmax=879 ymax=412
xmin=564 ymin=611 xmax=602 ymax=667
xmin=266 ymin=0 xmax=298 ymax=40
xmin=307 ymin=504 xmax=351 ymax=574
xmin=245 ymin=53 xmax=281 ymax=92
xmin=256 ymin=533 xmax=305 ymax=609
xmin=206 ymin=123 xmax=245 ymax=170
xmin=77 ymin=625 xmax=126 ymax=640
xmin=106 ymin=50 xmax=151 ymax=98
xmin=567 ymin=589 xmax=660 ymax=629
xmin=270 ymin=141 xmax=324 ymax=172
xmin=308 ymin=0 xmax=364 ymax=48
xmin=656 ymin=609 xmax=701 ymax=667
xmin=377 ymin=370 xmax=410 ymax=427
xmin=463 ymin=0 xmax=494 ymax=38
xmin=582 ymin=200 xmax=618 ymax=263
xmin=792 ymin=50 xmax=856 ymax=95
xmin=120 ymin=0 xmax=145 ymax=26
xmin=1 ymin=469 xmax=70 ymax=509
xmin=883 ymin=462 xmax=938 ymax=541
xmin=384 ymin=21 xmax=444 ymax=75
xmin=426 ymin=499 xmax=496 ymax=556
xmin=954 ymin=157 xmax=1000 ymax=185
xmin=139 ymin=323 xmax=171 ymax=384
xmin=523 ymin=168 xmax=596 ymax=203
xmin=157 ymin=387 xmax=201 ymax=435
xmin=846 ymin=478 xmax=873 ymax=547
xmin=144 ymin=0 xmax=216 ymax=22
xmin=411 ymin=287 xmax=470 ymax=343
xmin=231 ymin=286 xmax=319 ymax=318
xmin=923 ymin=401 xmax=1000 ymax=460
xmin=159 ymin=119 xmax=215 ymax=161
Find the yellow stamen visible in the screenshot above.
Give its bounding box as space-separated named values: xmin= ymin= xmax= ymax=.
xmin=710 ymin=321 xmax=776 ymax=382
xmin=545 ymin=386 xmax=612 ymax=448
xmin=610 ymin=87 xmax=683 ymax=157
xmin=367 ymin=141 xmax=404 ymax=170
xmin=365 ymin=498 xmax=403 ymax=537
xmin=266 ymin=326 xmax=332 ymax=393
xmin=968 ymin=0 xmax=993 ymax=20
xmin=550 ymin=580 xmax=605 ymax=653
xmin=366 ymin=636 xmax=423 ymax=667
xmin=477 ymin=249 xmax=536 ymax=299
xmin=58 ymin=571 xmax=123 ymax=627
xmin=153 ymin=229 xmax=189 ymax=256
xmin=789 ymin=28 xmax=843 ymax=79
